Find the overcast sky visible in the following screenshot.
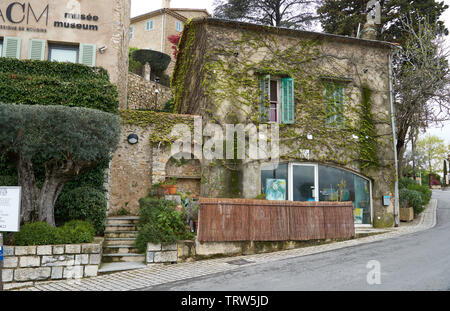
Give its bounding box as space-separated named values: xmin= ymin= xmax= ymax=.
xmin=130 ymin=0 xmax=450 ymax=145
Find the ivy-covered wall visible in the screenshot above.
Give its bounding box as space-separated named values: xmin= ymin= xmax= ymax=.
xmin=172 ymin=19 xmax=397 ymax=228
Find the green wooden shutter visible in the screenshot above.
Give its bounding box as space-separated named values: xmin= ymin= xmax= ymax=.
xmin=3 ymin=37 xmax=21 ymax=59
xmin=259 ymin=75 xmax=270 ymax=122
xmin=28 ymin=39 xmax=46 ymax=60
xmin=79 ymin=43 xmax=96 ymax=66
xmin=281 ymin=77 xmax=294 ymax=124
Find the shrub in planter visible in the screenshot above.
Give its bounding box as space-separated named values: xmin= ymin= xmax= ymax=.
xmin=399 ymin=188 xmax=424 ymax=215
xmin=399 ymin=177 xmax=418 ymax=190
xmin=135 ymin=197 xmax=193 ymax=253
xmin=406 ymin=183 xmax=431 ymax=206
xmin=55 ymin=186 xmax=107 ymax=235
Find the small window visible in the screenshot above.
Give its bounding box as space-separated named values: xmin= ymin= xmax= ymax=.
xmin=259 ymin=75 xmax=294 ymax=124
xmin=324 ymin=81 xmax=345 ymax=127
xmin=176 ymin=21 xmax=182 ymax=32
xmin=130 ymin=26 xmax=134 ymax=39
xmin=48 ymin=44 xmax=79 ymax=63
xmin=146 ymin=20 xmax=154 ymax=31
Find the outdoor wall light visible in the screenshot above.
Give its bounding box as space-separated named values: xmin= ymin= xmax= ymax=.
xmin=127 ymin=134 xmax=139 ymax=145
xmin=307 ymin=134 xmax=313 ymax=140
xmin=99 ymin=46 xmax=107 ymax=54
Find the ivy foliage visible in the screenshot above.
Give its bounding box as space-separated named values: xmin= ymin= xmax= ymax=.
xmin=0 ymin=58 xmax=118 ymax=113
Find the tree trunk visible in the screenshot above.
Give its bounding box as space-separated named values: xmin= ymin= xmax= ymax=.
xmin=16 ymin=155 xmax=38 ymax=224
xmin=37 ymin=176 xmax=67 ymax=227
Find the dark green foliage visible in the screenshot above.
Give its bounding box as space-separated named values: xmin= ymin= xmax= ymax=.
xmin=0 ymin=58 xmax=109 ymax=80
xmin=444 ymin=160 xmax=447 ymax=185
xmin=318 ymin=0 xmax=448 ymax=42
xmin=0 ymin=175 xmax=17 ymax=186
xmin=359 ymin=87 xmax=379 ymax=169
xmin=12 ymin=220 xmax=95 ymax=246
xmin=55 ymin=187 xmax=107 ymax=235
xmin=399 ymin=188 xmax=424 ymax=215
xmin=61 ymin=159 xmax=108 ymax=193
xmin=131 ymin=49 xmax=171 ymax=73
xmin=406 ymin=183 xmax=431 ymax=206
xmin=0 ymin=104 xmax=121 ymax=163
xmin=399 ymin=177 xmax=418 ymax=190
xmin=129 ymin=47 xmax=143 ymax=74
xmin=135 ymin=197 xmax=193 ymax=253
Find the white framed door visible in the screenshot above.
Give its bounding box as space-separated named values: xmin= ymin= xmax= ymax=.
xmin=288 ymin=163 xmax=319 ymax=202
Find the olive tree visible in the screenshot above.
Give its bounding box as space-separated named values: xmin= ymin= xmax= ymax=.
xmin=0 ymin=104 xmax=121 ymax=226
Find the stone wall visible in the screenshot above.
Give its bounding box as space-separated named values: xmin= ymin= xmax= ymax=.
xmin=127 ymin=73 xmax=173 ymax=110
xmin=1 ymin=238 xmax=103 ymax=290
xmin=146 ymin=243 xmax=178 ymax=264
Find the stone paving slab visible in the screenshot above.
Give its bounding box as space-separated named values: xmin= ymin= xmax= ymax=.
xmin=14 ymin=199 xmax=437 ymax=291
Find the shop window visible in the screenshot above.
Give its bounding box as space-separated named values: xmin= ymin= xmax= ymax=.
xmin=261 ymin=163 xmax=288 ymax=200
xmin=146 ymin=20 xmax=154 ymax=31
xmin=48 ymin=44 xmax=79 ymax=63
xmin=324 ymin=81 xmax=345 ymax=127
xmin=176 ymin=21 xmax=182 ymax=32
xmin=259 ymin=75 xmax=294 ymax=124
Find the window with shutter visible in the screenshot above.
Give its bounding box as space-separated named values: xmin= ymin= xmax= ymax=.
xmin=259 ymin=75 xmax=271 ymax=122
xmin=281 ymin=78 xmax=295 ymax=124
xmin=28 ymin=39 xmax=46 ymax=60
xmin=2 ymin=37 xmax=21 ymax=59
xmin=79 ymin=43 xmax=96 ymax=67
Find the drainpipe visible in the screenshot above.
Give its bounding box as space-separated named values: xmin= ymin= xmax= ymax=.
xmin=388 ymin=48 xmax=400 ymax=227
xmin=161 ymin=12 xmax=165 ymax=53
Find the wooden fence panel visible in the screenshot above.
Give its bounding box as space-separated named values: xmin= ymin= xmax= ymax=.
xmin=198 ymin=198 xmax=355 ymax=242
xmin=249 ymin=204 xmax=290 ymax=241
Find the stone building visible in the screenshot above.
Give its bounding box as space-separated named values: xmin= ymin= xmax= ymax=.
xmin=129 ymin=0 xmax=209 ymax=75
xmin=167 ymin=17 xmax=400 ymax=228
xmin=0 ymin=0 xmax=131 ymax=108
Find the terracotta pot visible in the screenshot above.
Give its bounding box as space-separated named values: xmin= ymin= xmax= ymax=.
xmin=162 ymin=184 xmax=177 ymax=195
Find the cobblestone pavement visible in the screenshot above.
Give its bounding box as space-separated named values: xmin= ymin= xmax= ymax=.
xmin=15 ymin=199 xmax=437 ymax=291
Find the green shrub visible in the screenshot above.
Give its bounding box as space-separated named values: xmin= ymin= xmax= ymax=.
xmin=406 ymin=183 xmax=431 ymax=206
xmin=13 ymin=222 xmax=58 ymax=246
xmin=55 ymin=187 xmax=107 ymax=235
xmin=12 ymin=220 xmax=95 ymax=246
xmin=57 ymin=220 xmax=96 ymax=244
xmin=399 ymin=177 xmax=418 ymax=190
xmin=135 ymin=198 xmax=193 ymax=253
xmin=399 ymin=188 xmax=424 ymax=215
xmin=0 ymin=175 xmax=18 ymax=186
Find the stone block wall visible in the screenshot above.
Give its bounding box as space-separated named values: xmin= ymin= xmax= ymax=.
xmin=127 ymin=73 xmax=173 ymax=110
xmin=1 ymin=238 xmax=103 ymax=290
xmin=146 ymin=243 xmax=178 ymax=264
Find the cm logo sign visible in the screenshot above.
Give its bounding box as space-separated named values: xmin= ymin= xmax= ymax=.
xmin=0 ymin=2 xmax=49 ymax=26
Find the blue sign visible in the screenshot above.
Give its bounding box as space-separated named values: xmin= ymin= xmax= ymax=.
xmin=0 ymin=245 xmax=3 ymax=261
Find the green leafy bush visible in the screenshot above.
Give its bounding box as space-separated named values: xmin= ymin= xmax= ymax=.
xmin=135 ymin=197 xmax=193 ymax=253
xmin=55 ymin=187 xmax=107 ymax=235
xmin=13 ymin=220 xmax=95 ymax=246
xmin=399 ymin=188 xmax=424 ymax=215
xmin=406 ymin=183 xmax=431 ymax=206
xmin=0 ymin=175 xmax=18 ymax=186
xmin=399 ymin=177 xmax=418 ymax=190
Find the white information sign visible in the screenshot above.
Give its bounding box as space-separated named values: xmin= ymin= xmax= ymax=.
xmin=0 ymin=187 xmax=21 ymax=232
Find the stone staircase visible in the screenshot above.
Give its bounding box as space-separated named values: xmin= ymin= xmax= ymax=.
xmin=98 ymin=216 xmax=147 ymax=274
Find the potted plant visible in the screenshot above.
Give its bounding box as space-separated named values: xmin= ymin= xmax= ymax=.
xmin=162 ymin=177 xmax=178 ymax=195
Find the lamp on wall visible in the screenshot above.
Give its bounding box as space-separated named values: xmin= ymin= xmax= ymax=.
xmin=99 ymin=46 xmax=107 ymax=54
xmin=154 ymin=89 xmax=160 ymax=110
xmin=127 ymin=134 xmax=139 ymax=145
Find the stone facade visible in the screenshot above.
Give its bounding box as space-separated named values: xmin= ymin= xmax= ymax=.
xmin=127 ymin=73 xmax=172 ymax=110
xmin=1 ymin=238 xmax=103 ymax=290
xmin=172 ymin=18 xmax=398 ymax=227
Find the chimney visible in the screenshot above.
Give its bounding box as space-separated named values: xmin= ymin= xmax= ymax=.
xmin=162 ymin=0 xmax=170 ymax=9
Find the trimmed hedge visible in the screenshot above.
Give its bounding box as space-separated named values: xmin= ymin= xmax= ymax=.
xmin=13 ymin=220 xmax=95 ymax=246
xmin=0 ymin=58 xmax=109 ymax=81
xmin=0 ymin=73 xmax=118 ymax=113
xmin=55 ymin=187 xmax=107 ymax=235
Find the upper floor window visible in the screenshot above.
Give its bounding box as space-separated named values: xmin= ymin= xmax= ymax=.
xmin=259 ymin=74 xmax=294 ymax=124
xmin=176 ymin=21 xmax=182 ymax=32
xmin=146 ymin=20 xmax=154 ymax=31
xmin=0 ymin=39 xmax=3 ymax=56
xmin=130 ymin=26 xmax=134 ymax=39
xmin=324 ymin=81 xmax=345 ymax=127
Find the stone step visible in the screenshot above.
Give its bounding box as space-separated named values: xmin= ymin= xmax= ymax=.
xmin=104 ymin=231 xmax=138 ymax=239
xmin=102 ymin=253 xmax=146 ymax=263
xmin=105 ymin=224 xmax=137 ymax=231
xmin=103 ymin=245 xmax=140 ymax=254
xmin=98 ymin=262 xmax=147 ymax=274
xmin=104 ymin=238 xmax=136 ymax=246
xmin=106 ymin=217 xmax=139 ymax=225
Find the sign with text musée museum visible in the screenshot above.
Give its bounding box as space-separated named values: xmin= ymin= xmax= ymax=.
xmin=0 ymin=1 xmax=100 ymax=33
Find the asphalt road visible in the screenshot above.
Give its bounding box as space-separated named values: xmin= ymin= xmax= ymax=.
xmin=143 ymin=190 xmax=450 ymax=291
